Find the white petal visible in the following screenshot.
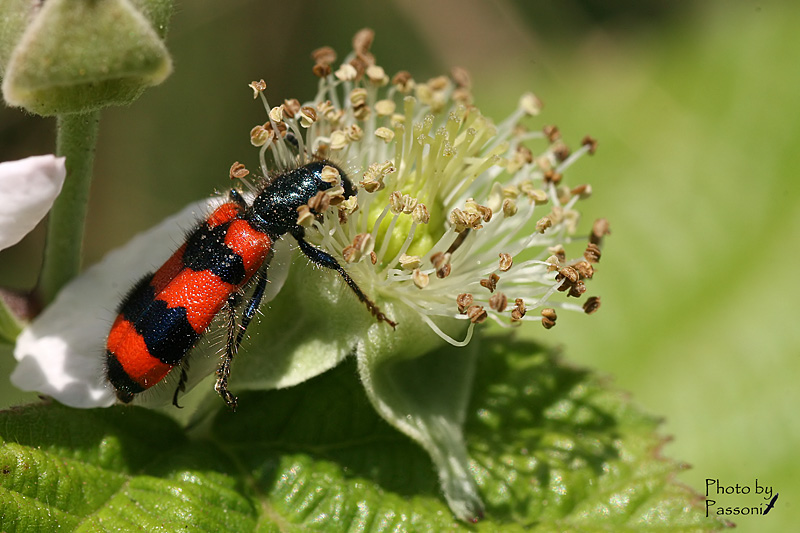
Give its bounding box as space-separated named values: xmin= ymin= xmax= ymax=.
xmin=11 ymin=198 xmax=226 ymax=408
xmin=0 ymin=155 xmax=66 ymax=251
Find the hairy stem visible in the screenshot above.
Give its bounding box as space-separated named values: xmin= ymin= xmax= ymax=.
xmin=38 ymin=111 xmax=100 ymax=304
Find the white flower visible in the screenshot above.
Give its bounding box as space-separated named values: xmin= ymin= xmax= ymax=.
xmin=0 ymin=155 xmax=66 ymax=251
xmin=236 ymin=32 xmax=607 ymax=520
xmin=11 ymin=30 xmax=607 ymax=522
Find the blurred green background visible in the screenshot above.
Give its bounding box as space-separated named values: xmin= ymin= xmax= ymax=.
xmin=1 ymin=1 xmax=797 ymax=531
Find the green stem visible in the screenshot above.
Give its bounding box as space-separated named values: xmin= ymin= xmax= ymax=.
xmin=38 ymin=111 xmax=100 ymax=304
xmin=0 ymin=296 xmax=23 ymax=344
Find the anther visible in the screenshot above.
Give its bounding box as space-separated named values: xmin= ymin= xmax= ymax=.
xmin=269 ymin=105 xmax=284 ymax=122
xmin=541 ymin=308 xmax=557 ymax=329
xmin=511 ymin=298 xmax=527 ymax=321
xmin=508 ymin=145 xmax=533 ymax=173
xmin=502 ymin=198 xmax=518 ymax=217
xmin=450 ymin=208 xmax=483 ymax=232
xmin=341 ymin=126 xmax=361 ymax=143
xmin=350 ymin=88 xmax=368 ymax=108
xmin=548 ymin=244 xmax=566 ymax=262
xmin=325 ymin=186 xmax=346 ymax=205
xmin=544 ymin=256 xmax=560 ymax=271
xmin=412 ymin=204 xmax=430 ymax=224
xmin=330 ymin=130 xmax=348 ymax=151
xmin=375 ymin=99 xmax=396 ymax=116
xmin=467 ymin=305 xmax=487 ymax=324
xmin=389 ymin=192 xmax=417 ymax=214
xmin=543 ymin=125 xmax=560 ymax=143
xmin=590 ymin=218 xmax=611 ymax=245
xmin=552 ymin=144 xmax=571 ymax=162
xmin=465 ymin=199 xmax=492 ymax=222
xmin=353 ymin=28 xmax=375 ymax=56
xmin=430 ymin=251 xmax=452 ymax=278
xmin=452 ymin=87 xmax=473 ymax=105
xmin=399 ymin=254 xmax=421 ymax=270
xmin=573 ymin=261 xmax=594 ymax=279
xmin=392 ymin=71 xmax=415 ymax=93
xmin=375 ymin=127 xmax=395 ymax=142
xmin=450 ymin=66 xmax=471 ymax=88
xmin=413 ymin=268 xmax=429 ymax=289
xmin=480 ymin=273 xmax=500 ymax=293
xmin=296 ymin=205 xmax=314 ymax=227
xmin=526 ymin=188 xmax=548 ymax=205
xmin=311 ymin=46 xmax=336 ymax=65
xmin=349 ymin=56 xmax=368 ymax=79
xmin=248 ymin=79 xmax=266 ymax=98
xmin=570 ymin=184 xmax=592 ymax=198
xmin=489 ymin=292 xmax=508 ymax=312
xmin=307 ymin=191 xmax=331 ymax=213
xmin=557 ymin=266 xmax=580 ymax=285
xmin=229 ymin=162 xmax=249 ymax=180
xmin=280 ymin=99 xmax=299 ymax=118
xmin=312 ymin=62 xmax=332 ymax=78
xmin=536 ymin=216 xmax=552 ymax=234
xmin=338 ymin=196 xmax=358 ymax=216
xmin=583 ymin=296 xmax=601 ymax=314
xmin=457 ymin=293 xmax=474 ymax=314
xmin=342 ymin=234 xmax=373 ymax=263
xmin=543 ymin=169 xmax=562 ymax=185
xmin=250 ymin=125 xmax=271 ymax=147
xmin=568 ymin=281 xmax=586 ymax=298
xmin=581 ymin=135 xmax=598 ymax=155
xmin=320 ymin=165 xmax=341 ymax=185
xmin=427 ymin=75 xmax=449 ymax=91
xmin=498 ymin=253 xmax=513 ymax=272
xmin=366 ymin=65 xmax=389 ymax=86
xmin=520 ymin=93 xmax=542 ymax=115
xmin=298 ymin=106 xmax=317 ymax=127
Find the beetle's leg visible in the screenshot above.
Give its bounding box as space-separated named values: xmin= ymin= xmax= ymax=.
xmin=234 ymin=267 xmax=270 ymax=351
xmin=171 ymin=360 xmax=190 ymax=408
xmin=293 ymin=233 xmax=396 ymax=328
xmin=228 ymin=188 xmax=248 ymax=209
xmin=215 ymin=293 xmax=242 ymax=411
xmin=214 ymin=268 xmax=270 ymax=410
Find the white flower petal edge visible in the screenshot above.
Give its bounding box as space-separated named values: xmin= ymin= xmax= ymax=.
xmin=11 ymin=198 xmax=234 ymax=408
xmin=0 ymin=155 xmax=66 ymax=251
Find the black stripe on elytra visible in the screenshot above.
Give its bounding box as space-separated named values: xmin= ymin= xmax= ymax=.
xmin=182 ymin=223 xmax=247 ymax=285
xmin=118 ymin=273 xmax=155 ymax=319
xmin=105 ymin=351 xmax=145 ymax=402
xmin=133 ymin=299 xmax=201 ymax=365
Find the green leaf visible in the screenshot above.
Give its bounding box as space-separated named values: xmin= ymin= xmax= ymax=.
xmin=0 ymin=402 xmax=255 ymax=531
xmin=0 ymin=340 xmax=729 ymax=531
xmin=466 ymin=338 xmax=726 ymax=531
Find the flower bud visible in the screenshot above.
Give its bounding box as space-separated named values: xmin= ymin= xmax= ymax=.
xmin=2 ymin=0 xmax=173 ymax=116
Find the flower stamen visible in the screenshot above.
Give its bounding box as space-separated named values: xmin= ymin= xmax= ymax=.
xmin=241 ymin=29 xmax=606 ymax=346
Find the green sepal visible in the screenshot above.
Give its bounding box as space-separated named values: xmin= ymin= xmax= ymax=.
xmin=355 ymin=309 xmax=481 ymax=521
xmin=0 ymin=0 xmax=33 ymax=76
xmin=1 ymin=0 xmax=173 ymax=115
xmin=129 ymin=0 xmax=173 ymax=38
